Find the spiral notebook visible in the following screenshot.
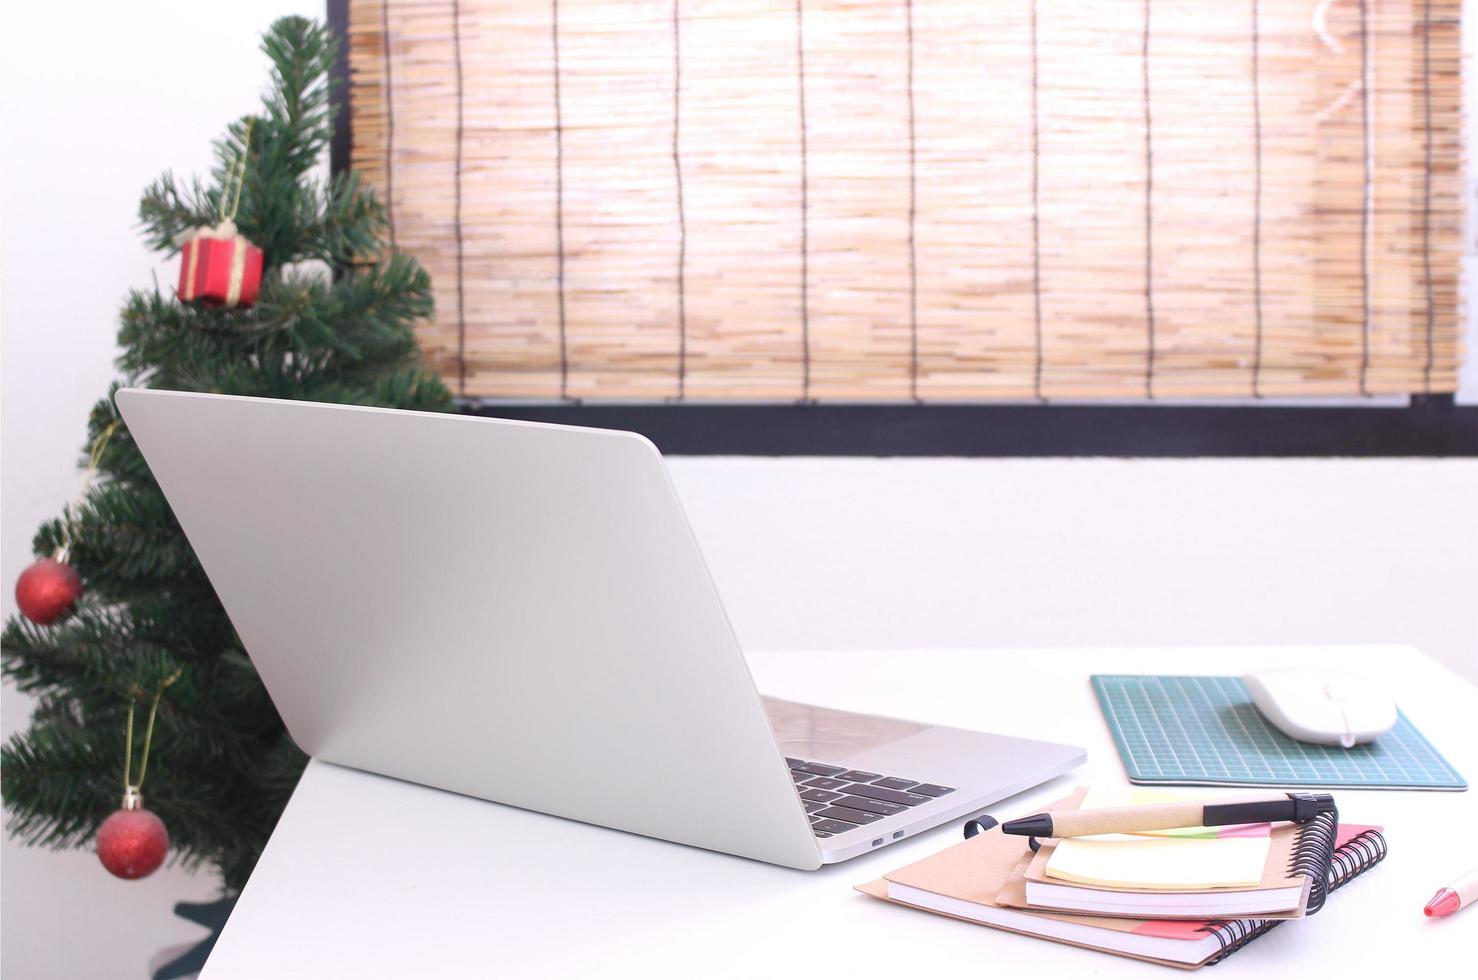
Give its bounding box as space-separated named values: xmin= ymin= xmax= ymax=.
xmin=856 ymin=794 xmax=1387 ymax=969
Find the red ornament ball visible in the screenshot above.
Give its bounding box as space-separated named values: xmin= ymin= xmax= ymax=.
xmin=15 ymin=557 xmax=83 ymax=625
xmin=97 ymin=806 xmax=169 ymax=880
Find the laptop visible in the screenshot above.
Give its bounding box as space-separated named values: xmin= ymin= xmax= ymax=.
xmin=117 ymin=389 xmax=1084 ymax=869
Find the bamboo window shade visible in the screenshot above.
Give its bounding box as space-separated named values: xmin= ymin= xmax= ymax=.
xmin=346 ymin=0 xmax=1462 ymax=401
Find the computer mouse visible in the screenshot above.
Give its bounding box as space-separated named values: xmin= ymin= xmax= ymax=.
xmin=1242 ymin=668 xmax=1397 ymax=748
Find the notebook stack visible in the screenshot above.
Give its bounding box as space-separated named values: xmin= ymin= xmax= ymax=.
xmin=857 ymin=787 xmax=1387 ymax=969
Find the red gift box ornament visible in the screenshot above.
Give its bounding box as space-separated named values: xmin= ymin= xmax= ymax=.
xmin=175 ymin=116 xmax=260 ymax=308
xmin=175 ymin=219 xmax=263 ymax=308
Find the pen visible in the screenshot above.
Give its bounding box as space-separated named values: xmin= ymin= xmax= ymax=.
xmin=1424 ymin=866 xmax=1478 ymax=918
xmin=1001 ymin=792 xmax=1336 ymax=839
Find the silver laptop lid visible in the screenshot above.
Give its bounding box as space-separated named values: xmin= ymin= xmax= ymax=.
xmin=117 ymin=389 xmax=820 ymax=869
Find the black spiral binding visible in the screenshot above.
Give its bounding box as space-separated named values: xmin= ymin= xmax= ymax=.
xmin=1291 ymin=807 xmax=1340 ymax=914
xmin=1328 ymin=827 xmax=1388 ymax=890
xmin=1199 ymin=826 xmax=1388 ymax=966
xmin=1200 ymin=916 xmax=1280 ymax=963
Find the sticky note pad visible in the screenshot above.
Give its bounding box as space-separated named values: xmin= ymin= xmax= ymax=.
xmin=1045 ymin=834 xmax=1271 ymax=890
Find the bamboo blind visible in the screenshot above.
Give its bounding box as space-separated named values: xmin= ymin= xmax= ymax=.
xmin=347 ymin=0 xmax=1462 ymax=401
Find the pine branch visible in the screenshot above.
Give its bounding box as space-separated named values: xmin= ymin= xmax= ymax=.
xmin=33 ymin=484 xmax=205 ymax=591
xmin=256 ymin=256 xmax=432 ymax=370
xmin=117 ymin=287 xmax=263 ymax=390
xmin=138 ymin=172 xmax=216 ymax=253
xmin=2 ymin=723 xmax=123 ymax=847
xmin=259 ymin=17 xmax=336 ymax=181
xmin=289 ymin=171 xmax=387 ymax=267
xmin=2 ymin=609 xmax=184 ymax=702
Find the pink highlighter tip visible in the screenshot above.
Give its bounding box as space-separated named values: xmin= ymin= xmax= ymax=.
xmin=1424 ymin=888 xmax=1460 ymax=917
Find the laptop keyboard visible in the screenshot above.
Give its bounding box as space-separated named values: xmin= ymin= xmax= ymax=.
xmin=787 ymin=758 xmax=955 ymax=838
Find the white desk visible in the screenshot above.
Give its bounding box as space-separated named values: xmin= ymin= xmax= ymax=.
xmin=203 ymin=647 xmax=1475 ymax=978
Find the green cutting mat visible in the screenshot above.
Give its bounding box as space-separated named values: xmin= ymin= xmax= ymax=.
xmin=1091 ymin=675 xmax=1466 ymax=790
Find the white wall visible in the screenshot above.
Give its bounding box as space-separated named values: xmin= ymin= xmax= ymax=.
xmin=668 ymin=457 xmax=1478 ymax=679
xmin=2 ymin=2 xmax=1476 ymax=979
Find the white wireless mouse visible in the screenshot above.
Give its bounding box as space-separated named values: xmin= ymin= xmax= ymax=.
xmin=1243 ymin=668 xmax=1398 ymax=748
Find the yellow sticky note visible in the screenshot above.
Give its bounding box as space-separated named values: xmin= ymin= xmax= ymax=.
xmin=1045 ymin=834 xmax=1270 ymax=890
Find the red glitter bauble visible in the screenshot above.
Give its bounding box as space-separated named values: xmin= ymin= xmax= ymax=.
xmin=97 ymin=806 xmax=169 ymax=880
xmin=15 ymin=557 xmax=83 ymax=625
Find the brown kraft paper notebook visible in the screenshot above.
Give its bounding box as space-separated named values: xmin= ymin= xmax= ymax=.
xmin=856 ymin=792 xmax=1266 ymax=969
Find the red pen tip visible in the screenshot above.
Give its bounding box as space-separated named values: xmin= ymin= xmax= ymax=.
xmin=1424 ymin=888 xmax=1460 ymax=917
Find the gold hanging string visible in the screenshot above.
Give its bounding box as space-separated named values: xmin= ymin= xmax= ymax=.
xmin=122 ymin=669 xmax=184 ymax=793
xmin=56 ymin=419 xmax=121 ymax=564
xmin=219 ymin=117 xmax=255 ymax=225
xmin=86 ymin=419 xmax=119 ymax=475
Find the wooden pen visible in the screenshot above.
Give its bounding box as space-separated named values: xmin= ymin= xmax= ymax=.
xmin=1001 ymin=792 xmax=1336 ymax=839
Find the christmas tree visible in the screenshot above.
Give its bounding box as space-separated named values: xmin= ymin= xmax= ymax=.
xmin=1 ymin=16 xmax=452 ymax=891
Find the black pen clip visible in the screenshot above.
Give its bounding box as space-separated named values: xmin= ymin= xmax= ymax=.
xmin=962 ymin=815 xmax=998 ymax=840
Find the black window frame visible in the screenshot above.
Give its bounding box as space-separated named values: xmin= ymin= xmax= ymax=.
xmin=327 ymin=0 xmax=1477 ymax=457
